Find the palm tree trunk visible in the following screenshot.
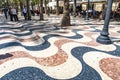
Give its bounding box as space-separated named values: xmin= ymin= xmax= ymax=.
xmin=56 ymin=0 xmax=59 ymax=15
xmin=31 ymin=2 xmax=34 ymax=10
xmin=14 ymin=0 xmax=18 ymax=6
xmin=73 ymin=0 xmax=77 ymax=17
xmin=19 ymin=0 xmax=23 ymax=15
xmin=61 ymin=0 xmax=70 ymax=27
xmin=39 ymin=0 xmax=44 ymax=20
xmin=44 ymin=0 xmax=47 ymax=14
xmin=26 ymin=0 xmax=31 ymax=20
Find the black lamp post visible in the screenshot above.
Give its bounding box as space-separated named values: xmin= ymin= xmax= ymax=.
xmin=97 ymin=0 xmax=113 ymax=44
xmin=85 ymin=0 xmax=89 ymax=20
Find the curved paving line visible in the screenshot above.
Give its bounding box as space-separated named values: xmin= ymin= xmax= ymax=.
xmin=85 ymin=25 xmax=101 ymax=32
xmin=0 ymin=35 xmax=41 ymax=42
xmin=0 ymin=67 xmax=55 ymax=80
xmin=0 ymin=24 xmax=83 ymax=39
xmin=18 ymin=26 xmax=58 ymax=32
xmin=0 ymin=23 xmax=45 ymax=29
xmin=70 ymin=47 xmax=102 ymax=80
xmin=0 ymin=34 xmax=58 ymax=51
xmin=0 ymin=35 xmax=51 ymax=51
xmin=50 ymin=29 xmax=83 ymax=39
xmin=70 ymin=45 xmax=120 ymax=80
xmin=65 ymin=29 xmax=83 ymax=39
xmin=0 ymin=40 xmax=69 ymax=66
xmin=0 ymin=25 xmax=25 ymax=30
xmin=0 ymin=26 xmax=59 ymax=37
xmin=0 ymin=29 xmax=83 ymax=51
xmin=117 ymin=31 xmax=120 ymax=33
xmin=91 ymin=29 xmax=101 ymax=32
xmin=0 ymin=24 xmax=56 ymax=33
xmin=108 ymin=45 xmax=120 ymax=57
xmin=0 ymin=32 xmax=33 ymax=37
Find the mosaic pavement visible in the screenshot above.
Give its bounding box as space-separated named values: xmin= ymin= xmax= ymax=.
xmin=0 ymin=17 xmax=120 ymax=80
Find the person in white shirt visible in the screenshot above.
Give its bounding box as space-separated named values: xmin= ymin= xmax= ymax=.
xmin=2 ymin=7 xmax=8 ymax=19
xmin=11 ymin=7 xmax=19 ymax=21
xmin=22 ymin=7 xmax=27 ymax=20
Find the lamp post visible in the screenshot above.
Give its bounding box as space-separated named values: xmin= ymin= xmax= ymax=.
xmin=85 ymin=0 xmax=89 ymax=20
xmin=97 ymin=0 xmax=113 ymax=44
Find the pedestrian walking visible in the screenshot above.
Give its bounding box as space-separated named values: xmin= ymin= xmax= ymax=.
xmin=22 ymin=7 xmax=27 ymax=20
xmin=8 ymin=7 xmax=13 ymax=21
xmin=2 ymin=7 xmax=8 ymax=19
xmin=11 ymin=7 xmax=19 ymax=21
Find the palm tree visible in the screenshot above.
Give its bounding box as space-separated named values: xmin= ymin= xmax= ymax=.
xmin=61 ymin=0 xmax=70 ymax=27
xmin=14 ymin=0 xmax=18 ymax=6
xmin=39 ymin=0 xmax=44 ymax=20
xmin=73 ymin=0 xmax=76 ymax=17
xmin=56 ymin=0 xmax=59 ymax=15
xmin=18 ymin=0 xmax=24 ymax=15
xmin=26 ymin=0 xmax=31 ymax=20
xmin=44 ymin=0 xmax=47 ymax=14
xmin=31 ymin=0 xmax=34 ymax=11
xmin=36 ymin=0 xmax=40 ymax=10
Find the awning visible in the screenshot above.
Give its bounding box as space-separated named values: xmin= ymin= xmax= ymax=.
xmin=82 ymin=0 xmax=105 ymax=2
xmin=47 ymin=1 xmax=64 ymax=7
xmin=82 ymin=0 xmax=120 ymax=3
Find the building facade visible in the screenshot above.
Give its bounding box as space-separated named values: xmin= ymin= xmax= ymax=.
xmin=47 ymin=0 xmax=120 ymax=14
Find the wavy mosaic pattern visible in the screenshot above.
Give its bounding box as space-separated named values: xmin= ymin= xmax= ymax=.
xmin=0 ymin=19 xmax=120 ymax=80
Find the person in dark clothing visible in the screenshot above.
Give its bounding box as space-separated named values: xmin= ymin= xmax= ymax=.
xmin=2 ymin=7 xmax=8 ymax=19
xmin=8 ymin=7 xmax=13 ymax=21
xmin=11 ymin=7 xmax=19 ymax=21
xmin=22 ymin=7 xmax=27 ymax=20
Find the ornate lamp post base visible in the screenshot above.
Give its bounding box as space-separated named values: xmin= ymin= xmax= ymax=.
xmin=96 ymin=0 xmax=113 ymax=44
xmin=97 ymin=35 xmax=112 ymax=44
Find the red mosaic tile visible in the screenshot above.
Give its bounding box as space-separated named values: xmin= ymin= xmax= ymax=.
xmin=99 ymin=58 xmax=120 ymax=80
